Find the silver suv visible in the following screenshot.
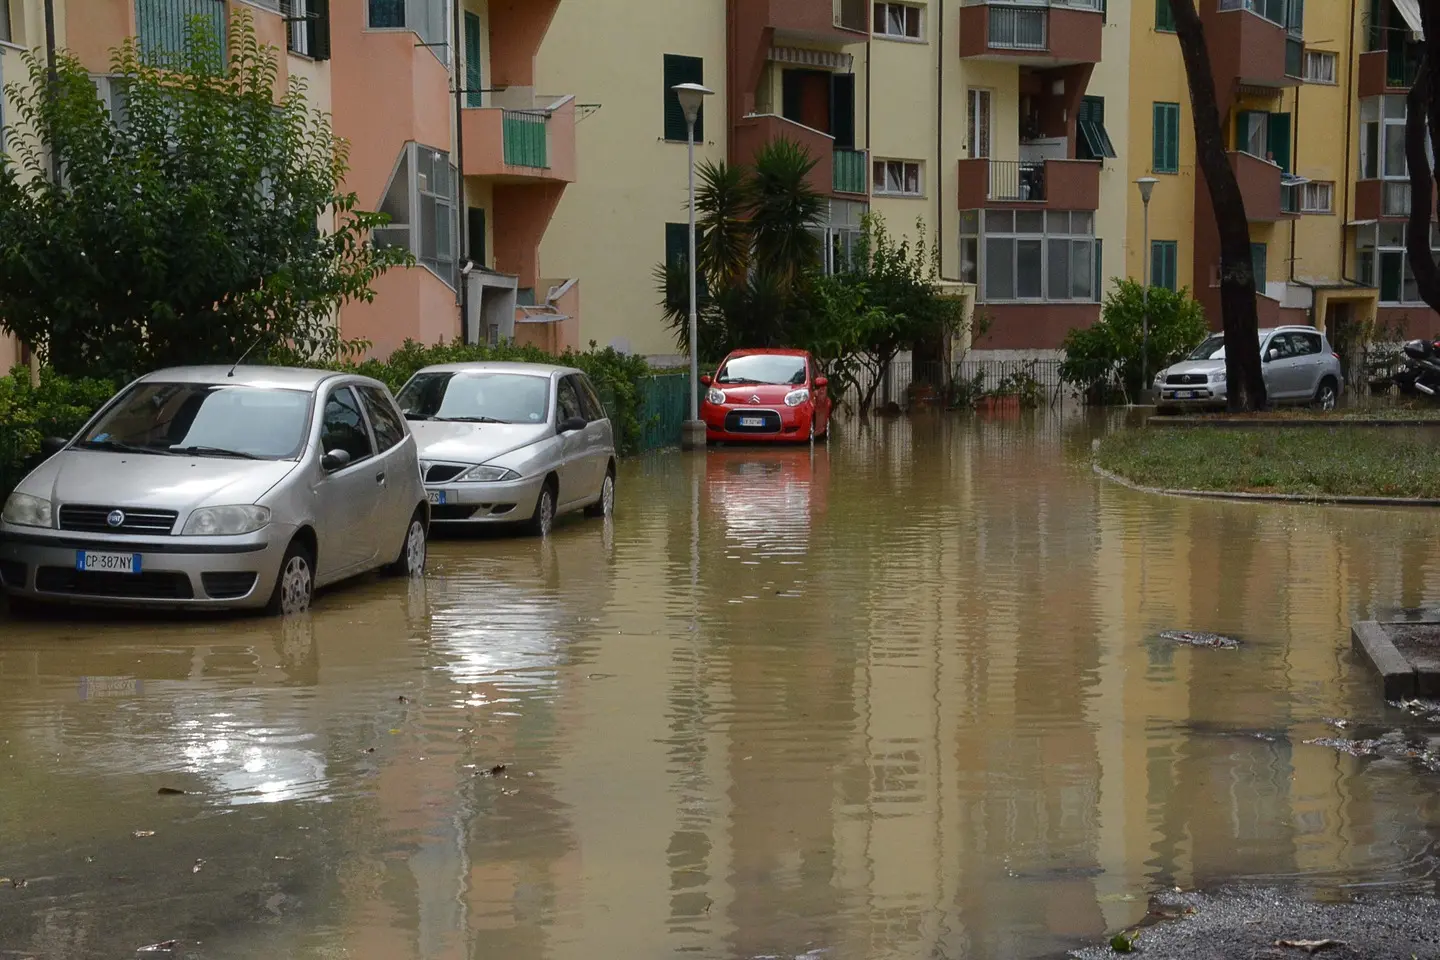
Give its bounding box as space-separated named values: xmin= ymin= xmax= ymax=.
xmin=1154 ymin=326 xmax=1344 ymax=412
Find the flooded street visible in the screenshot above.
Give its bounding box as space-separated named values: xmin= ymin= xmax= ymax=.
xmin=3 ymin=413 xmax=1440 ymax=959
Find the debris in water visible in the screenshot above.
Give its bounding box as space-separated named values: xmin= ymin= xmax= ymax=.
xmin=397 ymin=695 xmax=410 ymax=703
xmin=0 ymin=878 xmax=27 ymax=889
xmin=363 ymin=747 xmax=376 ymax=753
xmin=1157 ymin=630 xmax=1240 ymax=649
xmin=132 ymin=830 xmax=156 ymax=839
xmin=135 ymin=941 xmax=178 ymax=953
xmin=1322 ymin=718 xmax=1349 ymax=730
xmin=485 ymin=763 xmax=507 ymax=776
xmin=1109 ymin=930 xmax=1138 ymax=953
xmin=191 ymin=859 xmax=205 ymax=874
xmin=1275 ymin=939 xmax=1344 ymax=953
xmin=156 ymin=787 xmax=187 ymax=796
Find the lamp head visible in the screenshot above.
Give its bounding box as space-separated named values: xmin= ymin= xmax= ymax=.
xmin=1135 ymin=176 xmax=1158 ymax=205
xmin=671 ymin=82 xmax=714 ymax=126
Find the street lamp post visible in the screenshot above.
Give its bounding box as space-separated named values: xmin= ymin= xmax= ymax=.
xmin=1136 ymin=177 xmax=1158 ymax=404
xmin=673 ymin=82 xmax=714 ymax=451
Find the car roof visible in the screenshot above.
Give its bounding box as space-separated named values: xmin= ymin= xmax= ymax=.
xmin=413 ymin=361 xmax=578 ymax=377
xmin=137 ymin=365 xmax=350 ymax=390
xmin=724 ymin=348 xmax=810 ymax=358
xmin=1212 ymin=326 xmax=1322 ymax=338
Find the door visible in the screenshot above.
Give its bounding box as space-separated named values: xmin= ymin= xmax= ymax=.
xmin=1262 ymin=333 xmax=1305 ymax=399
xmin=553 ymin=375 xmax=590 ymax=508
xmin=312 ymin=385 xmax=381 ymax=578
xmin=830 ymin=73 xmax=856 ymax=150
xmin=572 ymin=374 xmax=614 ymax=497
xmin=467 ymin=207 xmax=486 ymax=268
xmin=1290 ymin=331 xmax=1326 ymax=397
xmin=967 ymin=89 xmax=991 ymax=159
xmin=357 ymin=384 xmax=415 ymax=561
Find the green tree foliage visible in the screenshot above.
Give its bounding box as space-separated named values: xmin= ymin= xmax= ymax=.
xmin=1059 ymin=278 xmax=1209 ymax=403
xmin=0 ymin=13 xmax=409 ymax=382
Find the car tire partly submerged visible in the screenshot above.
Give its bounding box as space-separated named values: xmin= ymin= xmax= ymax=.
xmin=527 ymin=480 xmax=557 ymax=538
xmin=385 ymin=508 xmax=428 ymax=577
xmin=585 ymin=466 xmax=616 ymax=519
xmin=265 ymin=539 xmax=315 ymax=617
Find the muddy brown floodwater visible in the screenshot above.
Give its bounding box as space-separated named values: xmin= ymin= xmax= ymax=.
xmin=3 ymin=412 xmax=1440 ymax=960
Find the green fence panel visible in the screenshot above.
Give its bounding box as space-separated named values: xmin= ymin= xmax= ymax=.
xmin=135 ymin=0 xmax=227 ymax=69
xmin=833 ymin=148 xmax=867 ymax=195
xmin=637 ymin=373 xmax=689 ymax=452
xmin=503 ymin=111 xmax=549 ymax=168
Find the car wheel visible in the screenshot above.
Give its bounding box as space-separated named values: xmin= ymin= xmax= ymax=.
xmin=385 ymin=509 xmax=428 ymax=577
xmin=585 ymin=466 xmax=616 ymax=519
xmin=265 ymin=539 xmax=315 ymax=616
xmin=527 ymin=481 xmax=557 ymax=538
xmin=1313 ymin=377 xmax=1339 ymax=411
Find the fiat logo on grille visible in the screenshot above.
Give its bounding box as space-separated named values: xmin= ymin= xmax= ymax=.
xmin=106 ymin=510 xmax=125 ymax=528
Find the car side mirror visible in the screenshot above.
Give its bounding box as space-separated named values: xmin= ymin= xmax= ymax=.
xmin=814 ymin=376 xmax=828 ymax=389
xmin=1266 ymin=349 xmax=1279 ymax=362
xmin=321 ymin=449 xmax=352 ymax=471
xmin=40 ymin=436 xmax=67 ymax=457
xmin=699 ymin=375 xmax=713 ymax=386
xmin=559 ymin=416 xmax=587 ymax=434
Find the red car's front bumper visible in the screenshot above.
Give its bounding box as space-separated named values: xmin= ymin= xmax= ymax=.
xmin=702 ymin=402 xmax=815 ymax=442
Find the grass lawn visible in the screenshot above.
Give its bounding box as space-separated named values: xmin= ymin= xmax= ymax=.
xmin=1095 ymin=427 xmax=1440 ymax=499
xmin=1158 ymin=405 xmax=1440 ymax=422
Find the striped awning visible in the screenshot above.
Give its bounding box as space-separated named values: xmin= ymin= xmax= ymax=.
xmin=768 ymin=46 xmax=854 ymax=71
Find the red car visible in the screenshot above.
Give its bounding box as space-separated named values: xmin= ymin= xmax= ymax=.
xmin=700 ymin=349 xmax=832 ymax=443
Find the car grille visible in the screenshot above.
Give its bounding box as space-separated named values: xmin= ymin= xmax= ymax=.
xmin=0 ymin=560 xmax=27 ymax=589
xmin=431 ymin=505 xmax=480 ymax=521
xmin=201 ymin=572 xmax=259 ymax=600
xmin=1165 ymin=373 xmax=1208 ymax=385
xmin=35 ymin=567 xmax=194 ymax=599
xmin=425 ymin=464 xmax=468 ymax=484
xmin=58 ymin=505 xmax=178 ymax=535
xmin=724 ymin=409 xmax=783 ymax=434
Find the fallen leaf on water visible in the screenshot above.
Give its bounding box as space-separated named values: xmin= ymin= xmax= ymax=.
xmin=191 ymin=859 xmax=205 ymax=874
xmin=1276 ymin=939 xmax=1345 ymax=954
xmin=156 ymin=787 xmax=187 ymax=796
xmin=132 ymin=830 xmax=156 ymax=839
xmin=136 ymin=940 xmax=178 ymax=953
xmin=488 ymin=764 xmax=506 ymax=776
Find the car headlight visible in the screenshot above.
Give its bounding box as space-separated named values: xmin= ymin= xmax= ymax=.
xmin=2 ymin=493 xmax=52 ymax=528
xmin=1153 ymin=371 xmax=1165 ymax=386
xmin=784 ymin=388 xmax=810 ymax=407
xmin=459 ymin=464 xmax=521 ymax=483
xmin=1211 ymin=370 xmax=1226 ymax=383
xmin=182 ymin=505 xmax=271 ymax=536
xmin=705 ymin=387 xmax=726 ymax=406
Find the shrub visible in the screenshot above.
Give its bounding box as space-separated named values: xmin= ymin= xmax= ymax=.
xmin=0 ymin=366 xmax=118 ymax=496
xmin=1060 ymin=279 xmax=1209 ymax=404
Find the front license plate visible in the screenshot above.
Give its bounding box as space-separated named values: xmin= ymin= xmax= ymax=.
xmin=1175 ymin=391 xmax=1195 ymax=399
xmin=427 ymin=490 xmax=447 ymax=506
xmin=739 ymin=417 xmax=765 ymax=427
xmin=76 ymin=550 xmax=141 ymax=574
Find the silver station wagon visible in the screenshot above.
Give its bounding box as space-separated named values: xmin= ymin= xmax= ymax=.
xmin=0 ymin=367 xmax=429 ymax=616
xmin=396 ymin=362 xmax=616 ymax=536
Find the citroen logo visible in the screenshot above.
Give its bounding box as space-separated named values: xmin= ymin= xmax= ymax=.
xmin=106 ymin=510 xmax=125 ymax=528
xmin=750 ymin=395 xmax=761 ymax=404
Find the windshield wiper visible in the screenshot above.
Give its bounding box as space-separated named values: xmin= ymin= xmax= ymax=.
xmin=404 ymin=412 xmax=438 ymax=421
xmin=78 ymin=439 xmax=172 ymax=455
xmin=717 ymin=378 xmax=758 ymax=385
xmin=169 ymin=445 xmax=261 ymax=460
xmin=434 ymin=416 xmax=507 ymax=424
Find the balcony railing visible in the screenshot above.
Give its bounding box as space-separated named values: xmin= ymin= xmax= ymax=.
xmin=1388 ymin=43 xmax=1423 ymax=88
xmin=988 ymin=6 xmax=1046 ymax=48
xmin=502 ymin=111 xmax=548 ymax=168
xmin=1383 ymin=179 xmax=1412 ymax=217
xmin=834 ymin=148 xmax=867 ymax=194
xmin=988 ymin=160 xmax=1046 ymax=201
xmin=135 ymin=0 xmax=226 ymax=68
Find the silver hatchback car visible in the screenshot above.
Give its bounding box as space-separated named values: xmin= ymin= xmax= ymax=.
xmin=396 ymin=362 xmax=616 ymax=536
xmin=0 ymin=367 xmax=429 ymax=615
xmin=1155 ymin=325 xmax=1344 ymax=412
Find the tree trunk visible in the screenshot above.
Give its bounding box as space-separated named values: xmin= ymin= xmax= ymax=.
xmin=1405 ymin=19 xmax=1440 ymax=311
xmin=1167 ymin=0 xmax=1268 ymax=411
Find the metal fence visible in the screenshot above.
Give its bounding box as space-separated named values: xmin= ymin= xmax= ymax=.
xmin=988 ymin=6 xmax=1046 ymax=49
xmin=135 ymin=0 xmax=226 ymax=67
xmin=837 ymin=357 xmax=1071 ymax=409
xmin=502 ymin=111 xmax=549 ymax=168
xmin=637 ymin=373 xmax=689 ymax=452
xmin=987 ymin=160 xmax=1046 ymax=202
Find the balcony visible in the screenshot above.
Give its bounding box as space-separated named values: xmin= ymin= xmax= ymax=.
xmin=833 ymin=148 xmax=867 ymax=195
xmin=1358 ymin=45 xmax=1423 ymax=98
xmin=734 ymin=114 xmax=842 ymax=198
xmin=462 ymin=95 xmax=577 ymax=183
xmin=135 ymin=0 xmax=226 ymax=68
xmin=735 ymin=0 xmax=867 ymax=47
xmin=957 ymin=158 xmax=1100 ymax=210
xmin=958 ymin=0 xmax=1103 ymax=66
xmin=1205 ymin=2 xmax=1301 ymax=89
xmin=1227 ymin=151 xmax=1296 ymax=222
xmin=1355 ymin=178 xmax=1427 ymax=220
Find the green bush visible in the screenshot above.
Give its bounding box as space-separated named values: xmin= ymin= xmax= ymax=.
xmin=0 ymin=366 xmax=118 ymax=496
xmin=1060 ymin=278 xmax=1209 ymax=404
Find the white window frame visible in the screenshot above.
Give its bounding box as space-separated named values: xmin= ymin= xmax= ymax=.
xmin=873 ymin=158 xmax=923 ymax=197
xmin=967 ymin=88 xmax=992 ymax=159
xmin=1356 ymin=222 xmax=1440 ymax=305
xmin=1360 ymin=95 xmax=1410 ymax=180
xmin=1299 ymin=180 xmax=1333 ymax=214
xmin=374 ymin=142 xmax=460 ymax=289
xmin=288 ymin=0 xmax=311 ymax=57
xmin=873 ymin=2 xmax=924 ymax=40
xmin=962 ymin=209 xmax=1099 ymax=304
xmin=1302 ymin=49 xmax=1336 ymax=84
xmin=366 ymin=0 xmax=449 ymax=64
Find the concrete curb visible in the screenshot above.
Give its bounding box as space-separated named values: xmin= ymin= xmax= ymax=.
xmin=1091 ymin=462 xmax=1440 ymax=508
xmin=1351 ymin=621 xmax=1420 ymax=701
xmin=1148 ymin=416 xmax=1440 ymax=429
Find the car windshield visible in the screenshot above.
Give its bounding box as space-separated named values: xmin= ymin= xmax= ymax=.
xmin=396 ymin=372 xmax=550 ymax=424
xmin=78 ymin=383 xmax=313 ymax=459
xmin=716 ymin=354 xmax=807 ymax=386
xmin=1188 ymin=335 xmax=1226 ymax=361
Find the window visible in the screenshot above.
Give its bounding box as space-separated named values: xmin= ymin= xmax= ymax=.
xmin=963 ymin=209 xmax=1099 ymax=302
xmin=967 ymin=88 xmax=992 ymax=159
xmin=286 ymin=0 xmax=331 ymax=60
xmin=357 ymin=386 xmax=406 ymax=452
xmin=1357 ymin=222 xmax=1436 ymax=303
xmin=373 ymin=143 xmax=459 ymax=287
xmin=1235 ymin=110 xmax=1292 ymax=170
xmin=556 ymin=377 xmax=584 ymax=424
xmin=463 ymin=11 xmax=482 ymax=107
xmin=321 ymin=388 xmax=374 ymax=464
xmin=1152 ymin=102 xmax=1180 ymax=174
xmin=1300 ymin=180 xmax=1334 ymax=213
xmin=1360 ymin=95 xmax=1411 ymax=180
xmin=574 ymin=376 xmax=608 ymax=422
xmin=1151 ymin=240 xmax=1178 ymax=291
xmin=873 ymin=159 xmax=923 ymax=196
xmin=0 ymin=0 xmax=11 ymax=43
xmin=1155 ymin=0 xmax=1176 ymax=31
xmin=1303 ymin=49 xmax=1336 ymax=84
xmin=665 ymin=222 xmax=689 ymax=268
xmin=1251 ymin=242 xmax=1268 ymax=285
xmin=1076 ymin=97 xmax=1117 ymax=160
xmin=663 ymin=54 xmax=704 ymax=142
xmin=873 ymin=2 xmax=922 ymax=39
xmin=368 ymin=0 xmax=446 ymax=62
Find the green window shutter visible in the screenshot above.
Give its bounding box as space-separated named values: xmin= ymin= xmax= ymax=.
xmin=1152 ymin=104 xmax=1164 ymax=171
xmin=1156 ymin=0 xmax=1176 ymax=31
xmin=831 ymin=73 xmax=856 ymax=150
xmin=464 ymin=12 xmax=482 ymax=108
xmin=666 ymin=222 xmax=689 ymax=267
xmin=1153 ymin=103 xmax=1179 ymax=173
xmin=663 ymin=54 xmax=704 ymax=142
xmin=1094 ymin=238 xmax=1104 ymax=301
xmin=1380 ymin=251 xmax=1403 ymax=301
xmin=1151 ymin=241 xmax=1178 ymax=291
xmin=1268 ymin=112 xmax=1292 ymax=171
xmin=310 ymin=0 xmax=331 ymax=61
xmin=1251 ymin=242 xmax=1268 ymax=284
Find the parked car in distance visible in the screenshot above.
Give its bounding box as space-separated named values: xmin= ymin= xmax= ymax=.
xmin=0 ymin=367 xmax=430 ymax=616
xmin=700 ymin=349 xmax=832 ymax=443
xmin=1154 ymin=325 xmax=1344 ymax=413
xmin=395 ymin=362 xmax=616 ymax=537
